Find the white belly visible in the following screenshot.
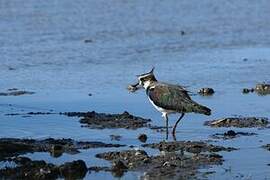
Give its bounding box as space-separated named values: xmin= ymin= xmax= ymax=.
xmin=148 ymin=97 xmax=175 ymax=115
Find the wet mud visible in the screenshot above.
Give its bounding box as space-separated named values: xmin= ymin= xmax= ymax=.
xmin=142 ymin=141 xmax=237 ymax=153
xmin=204 ymin=117 xmax=269 ymax=128
xmin=63 ymin=111 xmax=152 ymax=129
xmin=6 ymin=111 xmax=152 ymax=130
xmin=95 ymin=140 xmax=234 ymax=179
xmin=242 ymin=83 xmax=270 ymax=95
xmin=0 ymin=89 xmax=35 ymax=96
xmin=262 ymin=144 xmax=270 ymax=151
xmin=210 ymin=130 xmax=257 ymax=140
xmin=0 ymin=138 xmax=125 ymax=160
xmin=0 ymin=157 xmax=87 ymax=180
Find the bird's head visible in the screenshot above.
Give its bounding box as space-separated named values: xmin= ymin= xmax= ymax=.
xmin=127 ymin=68 xmax=157 ymax=92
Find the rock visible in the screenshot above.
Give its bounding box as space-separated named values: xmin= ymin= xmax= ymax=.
xmin=84 ymin=39 xmax=93 ymax=43
xmin=59 ymin=160 xmax=87 ymax=179
xmin=111 ymin=160 xmax=128 ymax=177
xmin=0 ymin=158 xmax=88 ymax=179
xmin=50 ymin=145 xmax=63 ymax=158
xmin=8 ymin=67 xmax=16 ymax=70
xmin=255 ymin=83 xmax=270 ymax=91
xmin=262 ymin=144 xmax=270 ymax=151
xmin=224 ymin=130 xmax=237 ymax=136
xmin=204 ymin=117 xmax=269 ymax=128
xmin=242 ymin=88 xmax=251 ymax=94
xmin=138 ymin=134 xmax=147 ymax=143
xmin=255 ymin=83 xmax=270 ymax=95
xmin=0 ymin=159 xmax=59 ymax=179
xmin=198 ymin=88 xmax=215 ymax=96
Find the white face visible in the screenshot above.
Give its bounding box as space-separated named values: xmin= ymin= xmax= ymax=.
xmin=138 ymin=76 xmax=151 ymax=89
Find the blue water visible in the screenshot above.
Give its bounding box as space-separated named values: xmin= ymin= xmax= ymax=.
xmin=0 ymin=0 xmax=270 ymax=179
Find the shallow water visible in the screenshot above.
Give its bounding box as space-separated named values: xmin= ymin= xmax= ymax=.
xmin=0 ymin=0 xmax=270 ymax=179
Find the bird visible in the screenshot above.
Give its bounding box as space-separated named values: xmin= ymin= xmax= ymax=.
xmin=128 ymin=68 xmax=211 ymax=139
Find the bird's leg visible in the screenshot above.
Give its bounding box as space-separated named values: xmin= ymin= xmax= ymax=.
xmin=172 ymin=113 xmax=185 ymax=137
xmin=163 ymin=113 xmax=169 ymax=140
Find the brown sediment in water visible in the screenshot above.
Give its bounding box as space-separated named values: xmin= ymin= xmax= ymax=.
xmin=0 ymin=89 xmax=35 ymax=96
xmin=62 ymin=111 xmax=152 ymax=129
xmin=204 ymin=117 xmax=269 ymax=128
xmin=242 ymin=83 xmax=270 ymax=95
xmin=0 ymin=157 xmax=87 ymax=180
xmin=0 ymin=138 xmax=125 ymax=160
xmin=142 ymin=141 xmax=237 ymax=153
xmin=210 ymin=130 xmax=257 ymax=140
xmin=261 ymin=144 xmax=270 ymax=151
xmin=94 ymin=140 xmax=235 ymax=179
xmin=6 ymin=111 xmax=153 ymax=130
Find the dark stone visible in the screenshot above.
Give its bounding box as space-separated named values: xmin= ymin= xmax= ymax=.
xmin=8 ymin=67 xmax=16 ymax=70
xmin=224 ymin=130 xmax=237 ymax=136
xmin=50 ymin=145 xmax=64 ymax=158
xmin=0 ymin=158 xmax=87 ymax=180
xmin=111 ymin=160 xmax=128 ymax=177
xmin=59 ymin=160 xmax=87 ymax=179
xmin=262 ymin=144 xmax=270 ymax=151
xmin=198 ymin=88 xmax=215 ymax=96
xmin=84 ymin=39 xmax=93 ymax=43
xmin=242 ymin=88 xmax=250 ymax=94
xmin=138 ymin=134 xmax=147 ymax=143
xmin=255 ymin=83 xmax=270 ymax=95
xmin=0 ymin=159 xmax=59 ymax=179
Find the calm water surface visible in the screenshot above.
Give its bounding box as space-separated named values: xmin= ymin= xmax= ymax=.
xmin=0 ymin=0 xmax=270 ymax=179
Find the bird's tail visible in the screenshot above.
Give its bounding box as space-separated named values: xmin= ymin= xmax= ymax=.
xmin=193 ymin=103 xmax=211 ymax=116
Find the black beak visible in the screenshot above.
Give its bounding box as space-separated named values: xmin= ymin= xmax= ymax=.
xmin=127 ymin=82 xmax=141 ymax=92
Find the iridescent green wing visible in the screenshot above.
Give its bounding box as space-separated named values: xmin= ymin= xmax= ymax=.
xmin=147 ymin=84 xmax=192 ymax=112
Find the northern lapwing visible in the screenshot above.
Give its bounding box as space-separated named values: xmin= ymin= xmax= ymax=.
xmin=128 ymin=68 xmax=211 ymax=139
